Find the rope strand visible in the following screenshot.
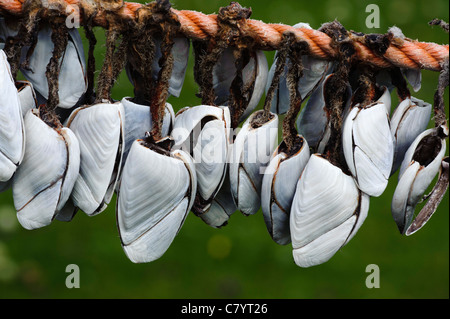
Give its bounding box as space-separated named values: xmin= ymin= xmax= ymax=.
xmin=1 ymin=0 xmax=448 ymax=71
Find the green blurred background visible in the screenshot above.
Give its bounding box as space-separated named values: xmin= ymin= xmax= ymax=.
xmin=0 ymin=0 xmax=448 ymax=299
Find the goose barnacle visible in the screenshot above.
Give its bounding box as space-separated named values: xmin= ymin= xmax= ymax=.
xmin=116 ymin=137 xmax=197 ymax=263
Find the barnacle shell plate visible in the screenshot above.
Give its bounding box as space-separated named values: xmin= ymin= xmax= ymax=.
xmin=390 ymin=97 xmax=431 ymax=174
xmin=261 ymin=137 xmax=310 ymax=245
xmin=392 ymin=127 xmax=447 ymax=233
xmin=121 ymin=97 xmax=174 ymax=171
xmin=0 ymin=50 xmax=25 ymax=182
xmin=66 ymin=102 xmax=124 ymax=216
xmin=172 ymin=105 xmax=231 ymax=203
xmin=16 ymin=81 xmax=38 ymax=116
xmin=20 ymin=25 xmax=87 ymax=109
xmin=117 ymin=140 xmax=197 ymax=263
xmin=12 ymin=109 xmax=80 ymax=230
xmin=290 ymin=154 xmax=369 ymax=267
xmin=229 ymin=110 xmax=278 ymax=215
xmin=342 ymin=88 xmax=394 ymax=197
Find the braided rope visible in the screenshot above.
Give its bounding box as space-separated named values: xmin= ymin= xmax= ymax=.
xmin=0 ymin=0 xmax=448 ymax=71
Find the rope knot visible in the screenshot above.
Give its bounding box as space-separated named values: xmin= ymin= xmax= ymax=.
xmin=218 ymin=2 xmax=251 ymax=25
xmin=41 ymin=0 xmax=66 ymax=13
xmin=137 ymin=0 xmax=179 ymax=29
xmin=98 ymin=0 xmax=124 ymax=12
xmin=216 ymin=2 xmax=253 ymax=49
xmin=360 ymin=32 xmax=392 ymax=56
xmin=319 ymin=20 xmax=355 ymax=59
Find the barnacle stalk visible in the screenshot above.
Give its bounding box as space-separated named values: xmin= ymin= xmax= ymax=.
xmin=227 ymin=46 xmax=252 ymax=128
xmin=44 ymin=18 xmax=68 ymax=121
xmin=80 ymin=4 xmax=98 ymax=104
xmin=433 ymin=57 xmax=449 ymax=129
xmin=281 ymin=32 xmax=308 ymax=152
xmin=95 ymin=20 xmax=126 ymax=103
xmin=320 ymin=21 xmax=354 ymax=167
xmin=388 ymin=67 xmax=412 ymax=102
xmin=2 ymin=0 xmax=42 ymax=80
xmin=193 ymin=2 xmax=260 ymax=129
xmin=249 ymin=29 xmax=286 ymax=129
xmin=126 ymin=5 xmax=156 ymax=106
xmin=193 ymin=32 xmax=225 ymax=107
xmin=260 ymin=32 xmax=312 ymax=244
xmin=144 ymin=2 xmax=177 ymax=141
xmin=261 ymin=37 xmax=288 ymax=122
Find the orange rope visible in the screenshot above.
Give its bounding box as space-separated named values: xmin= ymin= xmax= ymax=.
xmin=0 ymin=0 xmax=448 ymax=71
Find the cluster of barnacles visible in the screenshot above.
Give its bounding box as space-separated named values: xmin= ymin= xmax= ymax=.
xmin=0 ymin=0 xmax=448 ymax=267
